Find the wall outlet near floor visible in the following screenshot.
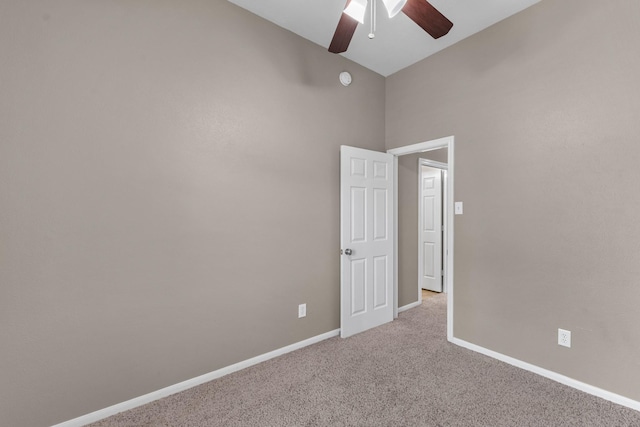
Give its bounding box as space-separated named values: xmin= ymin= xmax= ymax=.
xmin=298 ymin=303 xmax=306 ymax=318
xmin=558 ymin=328 xmax=571 ymax=348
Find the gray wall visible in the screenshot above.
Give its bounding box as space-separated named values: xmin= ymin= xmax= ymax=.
xmin=387 ymin=0 xmax=640 ymax=402
xmin=0 ymin=1 xmax=385 ymax=425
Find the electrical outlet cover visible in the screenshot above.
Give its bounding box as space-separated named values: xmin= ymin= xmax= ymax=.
xmin=558 ymin=328 xmax=571 ymax=348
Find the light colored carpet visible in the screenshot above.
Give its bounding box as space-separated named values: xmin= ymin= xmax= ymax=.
xmin=90 ymin=294 xmax=640 ymax=426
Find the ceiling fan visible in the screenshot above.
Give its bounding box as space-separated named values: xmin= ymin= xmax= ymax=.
xmin=328 ymin=0 xmax=453 ymax=53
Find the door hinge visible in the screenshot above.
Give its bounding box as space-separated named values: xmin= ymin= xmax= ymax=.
xmin=441 ymin=270 xmax=445 ymax=276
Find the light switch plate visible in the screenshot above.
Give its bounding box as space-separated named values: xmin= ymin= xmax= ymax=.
xmin=455 ymin=202 xmax=463 ymax=215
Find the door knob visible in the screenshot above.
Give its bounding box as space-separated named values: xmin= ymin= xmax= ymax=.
xmin=344 ymin=248 xmax=353 ymax=255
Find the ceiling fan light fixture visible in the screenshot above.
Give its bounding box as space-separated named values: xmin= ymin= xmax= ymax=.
xmin=382 ymin=0 xmax=407 ymax=18
xmin=344 ymin=0 xmax=368 ymax=24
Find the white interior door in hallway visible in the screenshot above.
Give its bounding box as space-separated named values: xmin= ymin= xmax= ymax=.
xmin=420 ymin=165 xmax=443 ymax=293
xmin=340 ymin=146 xmax=394 ymax=338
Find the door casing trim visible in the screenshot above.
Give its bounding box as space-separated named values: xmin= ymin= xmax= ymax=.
xmin=388 ymin=135 xmax=455 ymax=341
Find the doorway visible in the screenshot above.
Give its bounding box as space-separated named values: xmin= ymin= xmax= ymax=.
xmin=339 ymin=137 xmax=455 ymax=341
xmin=418 ymin=159 xmax=448 ymax=300
xmin=388 ymin=136 xmax=455 ymax=342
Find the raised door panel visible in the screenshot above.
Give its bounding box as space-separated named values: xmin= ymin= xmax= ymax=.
xmin=373 ymin=188 xmax=388 ymax=241
xmin=350 ymin=258 xmax=367 ymax=315
xmin=350 ymin=187 xmax=367 ymax=243
xmin=373 ymin=255 xmax=388 ymax=309
xmin=423 ymin=242 xmax=435 ymax=278
xmin=423 ymin=195 xmax=435 ymax=232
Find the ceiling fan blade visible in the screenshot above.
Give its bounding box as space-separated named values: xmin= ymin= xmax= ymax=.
xmin=328 ymin=1 xmax=359 ymax=54
xmin=402 ymin=0 xmax=453 ymax=39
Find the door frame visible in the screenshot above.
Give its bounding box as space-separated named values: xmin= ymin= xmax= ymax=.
xmin=388 ymin=135 xmax=455 ymax=341
xmin=418 ymin=159 xmax=448 ymax=299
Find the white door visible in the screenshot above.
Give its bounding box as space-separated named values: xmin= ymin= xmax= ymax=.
xmin=420 ymin=166 xmax=443 ymax=292
xmin=340 ymin=146 xmax=394 ymax=338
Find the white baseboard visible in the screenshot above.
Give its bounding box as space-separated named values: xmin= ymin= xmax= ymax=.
xmin=450 ymin=336 xmax=640 ymax=413
xmin=54 ymin=324 xmax=639 ymax=426
xmin=52 ymin=329 xmax=340 ymax=427
xmin=398 ymin=300 xmax=421 ymax=313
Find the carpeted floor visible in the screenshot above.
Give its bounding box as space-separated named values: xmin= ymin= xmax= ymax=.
xmin=90 ymin=294 xmax=640 ymax=426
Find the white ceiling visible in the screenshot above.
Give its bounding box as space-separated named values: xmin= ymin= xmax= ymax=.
xmin=228 ymin=0 xmax=540 ymax=76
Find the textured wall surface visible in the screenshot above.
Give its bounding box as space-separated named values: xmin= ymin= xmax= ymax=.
xmin=387 ymin=0 xmax=640 ymax=402
xmin=0 ymin=1 xmax=385 ymax=425
xmin=5 ymin=0 xmax=640 ymax=424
